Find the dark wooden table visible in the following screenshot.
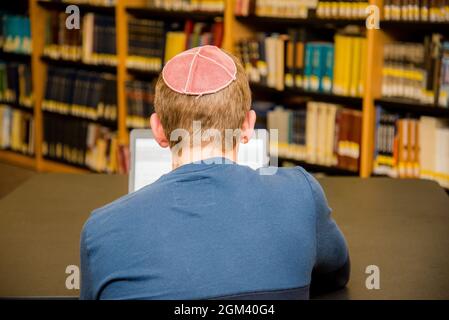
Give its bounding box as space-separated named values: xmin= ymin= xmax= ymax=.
xmin=0 ymin=174 xmax=448 ymax=299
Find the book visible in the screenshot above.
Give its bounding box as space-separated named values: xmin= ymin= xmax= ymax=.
xmin=0 ymin=14 xmax=31 ymax=55
xmin=83 ymin=14 xmax=117 ymax=66
xmin=146 ymin=0 xmax=225 ymax=12
xmin=237 ymin=27 xmax=365 ymax=97
xmin=0 ymin=104 xmax=34 ymax=155
xmin=126 ymin=79 xmax=156 ymax=129
xmin=384 ymin=0 xmax=449 ymax=21
xmin=382 ymin=35 xmax=449 ymax=107
xmin=164 ymin=19 xmax=224 ymax=63
xmin=127 ymin=18 xmax=165 ymax=71
xmin=266 ymin=101 xmax=362 ymax=171
xmin=0 ymin=61 xmax=33 ymax=108
xmin=43 ymin=66 xmax=117 ymax=122
xmin=127 ymin=18 xmax=223 ymax=71
xmin=44 ymin=11 xmax=82 ymax=61
xmin=235 ymin=0 xmax=313 ymax=18
xmin=373 ymin=106 xmax=449 ymax=188
xmin=42 ymin=113 xmax=126 ymax=173
xmin=317 ymin=0 xmax=370 ymax=19
xmin=43 ymin=11 xmax=117 ymax=65
xmin=40 ymin=0 xmax=117 ymax=6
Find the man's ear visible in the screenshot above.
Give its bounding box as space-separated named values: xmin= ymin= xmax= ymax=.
xmin=241 ymin=110 xmax=256 ymax=144
xmin=150 ymin=113 xmax=170 ymax=148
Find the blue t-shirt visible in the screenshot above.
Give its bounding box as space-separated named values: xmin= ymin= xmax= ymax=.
xmin=80 ymin=158 xmax=349 ymax=300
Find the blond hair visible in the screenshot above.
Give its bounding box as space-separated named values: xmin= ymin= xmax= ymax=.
xmin=154 ymin=50 xmax=251 ymax=150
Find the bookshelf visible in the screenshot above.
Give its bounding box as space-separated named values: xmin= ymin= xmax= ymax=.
xmin=0 ymin=0 xmax=447 ymax=183
xmin=36 ymin=0 xmax=115 ymax=15
xmin=235 ymin=15 xmax=366 ymax=28
xmin=40 ymin=55 xmax=117 ymax=74
xmin=126 ymin=7 xmax=223 ymax=21
xmin=374 ymin=98 xmax=449 ymax=119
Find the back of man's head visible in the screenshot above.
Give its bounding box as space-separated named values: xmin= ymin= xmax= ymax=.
xmin=153 ymin=45 xmax=252 ymax=152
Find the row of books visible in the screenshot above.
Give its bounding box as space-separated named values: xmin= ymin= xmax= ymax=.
xmin=235 ymin=0 xmax=311 ymax=18
xmin=146 ymin=0 xmax=225 ymax=12
xmin=266 ymin=101 xmax=362 ymax=172
xmin=126 ymin=80 xmax=155 ymax=129
xmin=235 ymin=0 xmax=369 ymax=19
xmin=236 ymin=27 xmax=366 ymax=97
xmin=373 ymin=107 xmax=449 ymax=188
xmin=0 ymin=104 xmax=34 ymax=155
xmin=0 ymin=14 xmax=31 ymax=55
xmin=43 ymin=114 xmax=128 ymax=173
xmin=127 ymin=18 xmax=165 ymax=71
xmin=381 ymin=35 xmax=449 ymax=107
xmin=44 ymin=11 xmax=82 ymax=61
xmin=127 ymin=19 xmax=224 ymax=71
xmin=316 ymin=0 xmax=370 ymax=19
xmin=43 ymin=67 xmax=118 ymax=122
xmin=164 ymin=20 xmax=224 ymax=63
xmin=44 ymin=13 xmax=116 ymax=66
xmin=383 ymin=0 xmax=449 ymax=22
xmin=0 ymin=62 xmax=33 ymax=108
xmin=40 ymin=0 xmax=116 ymax=5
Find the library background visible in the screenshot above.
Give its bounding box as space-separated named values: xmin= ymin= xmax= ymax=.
xmin=0 ymin=0 xmax=449 ymax=301
xmin=1 ymin=0 xmax=449 ymax=190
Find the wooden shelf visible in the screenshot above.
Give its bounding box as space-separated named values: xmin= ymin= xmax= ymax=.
xmin=0 ymin=50 xmax=31 ymax=63
xmin=0 ymin=149 xmax=36 ymax=170
xmin=126 ymin=7 xmax=223 ymax=21
xmin=0 ymin=101 xmax=34 ymax=113
xmin=251 ymin=83 xmax=363 ymax=108
xmin=236 ymin=15 xmax=365 ymax=29
xmin=127 ymin=68 xmax=160 ymax=79
xmin=2 ymin=0 xmax=29 ymax=13
xmin=278 ymin=157 xmax=359 ymax=176
xmin=37 ymin=0 xmax=115 ymax=15
xmin=42 ymin=110 xmax=117 ymax=128
xmin=380 ymin=20 xmax=449 ymax=32
xmin=375 ymin=98 xmax=449 ymax=118
xmin=40 ymin=55 xmax=117 ymax=73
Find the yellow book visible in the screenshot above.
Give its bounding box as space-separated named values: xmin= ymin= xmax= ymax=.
xmin=82 ymin=13 xmax=94 ymax=63
xmin=164 ymin=32 xmax=187 ymax=63
xmin=333 ymin=34 xmax=343 ymax=95
xmin=342 ymin=35 xmax=354 ymax=96
xmin=350 ymin=36 xmax=361 ymax=97
xmin=359 ymin=37 xmax=367 ymax=96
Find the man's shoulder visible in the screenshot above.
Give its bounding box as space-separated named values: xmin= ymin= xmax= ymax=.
xmin=82 ymin=181 xmax=166 ymax=235
xmin=256 ymin=165 xmax=314 ymax=185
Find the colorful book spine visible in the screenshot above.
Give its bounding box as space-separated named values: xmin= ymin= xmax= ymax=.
xmin=147 ymin=0 xmax=225 ymax=12
xmin=373 ymin=106 xmax=449 ymax=188
xmin=0 ymin=14 xmax=31 ymax=55
xmin=43 ymin=67 xmax=117 ymax=122
xmin=0 ymin=104 xmax=34 ymax=155
xmin=237 ymin=28 xmax=365 ymax=97
xmin=266 ymin=101 xmax=362 ymax=171
xmin=382 ymin=35 xmax=449 ymax=108
xmin=42 ymin=113 xmax=126 ymax=173
xmin=384 ymin=0 xmax=449 ymax=21
xmin=0 ymin=61 xmax=33 ymax=108
xmin=317 ymin=0 xmax=370 ymax=19
xmin=126 ymin=79 xmax=156 ymax=129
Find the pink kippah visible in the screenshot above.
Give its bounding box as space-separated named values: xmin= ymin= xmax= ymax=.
xmin=162 ymin=45 xmax=237 ymax=96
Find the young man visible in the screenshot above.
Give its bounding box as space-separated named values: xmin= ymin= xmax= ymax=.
xmin=80 ymin=45 xmax=349 ymax=300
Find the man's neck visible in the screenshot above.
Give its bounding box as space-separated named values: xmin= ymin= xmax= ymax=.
xmin=171 ymin=146 xmax=238 ymax=170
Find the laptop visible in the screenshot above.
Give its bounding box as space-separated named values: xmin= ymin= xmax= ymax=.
xmin=129 ymin=129 xmax=270 ymax=193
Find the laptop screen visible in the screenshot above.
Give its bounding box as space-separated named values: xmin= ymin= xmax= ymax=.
xmin=129 ymin=129 xmax=269 ymax=193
